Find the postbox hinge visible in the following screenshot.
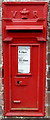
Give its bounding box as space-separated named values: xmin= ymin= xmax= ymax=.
xmin=3 ymin=37 xmax=13 ymax=42
xmin=37 ymin=37 xmax=46 ymax=42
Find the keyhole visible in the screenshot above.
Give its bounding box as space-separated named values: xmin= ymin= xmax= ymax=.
xmin=17 ymin=81 xmax=20 ymax=84
xmin=17 ymin=81 xmax=22 ymax=85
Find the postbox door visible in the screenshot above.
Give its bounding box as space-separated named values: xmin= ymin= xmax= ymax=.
xmin=10 ymin=43 xmax=40 ymax=111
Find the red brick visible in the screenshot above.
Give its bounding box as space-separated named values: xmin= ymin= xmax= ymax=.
xmin=48 ymin=106 xmax=50 ymax=116
xmin=0 ymin=93 xmax=3 ymax=100
xmin=47 ymin=67 xmax=50 ymax=78
xmin=0 ymin=68 xmax=2 ymax=78
xmin=47 ymin=80 xmax=50 ymax=91
xmin=1 ymin=118 xmax=50 ymax=120
xmin=48 ymin=93 xmax=50 ymax=105
xmin=48 ymin=53 xmax=50 ymax=65
xmin=0 ymin=106 xmax=2 ymax=115
xmin=48 ymin=41 xmax=50 ymax=52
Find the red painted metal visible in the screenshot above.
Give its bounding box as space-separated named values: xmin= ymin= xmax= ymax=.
xmin=6 ymin=25 xmax=43 ymax=30
xmin=2 ymin=2 xmax=48 ymax=117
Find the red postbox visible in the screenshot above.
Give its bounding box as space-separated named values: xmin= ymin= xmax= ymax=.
xmin=2 ymin=2 xmax=48 ymax=117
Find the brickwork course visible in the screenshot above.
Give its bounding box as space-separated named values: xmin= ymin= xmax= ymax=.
xmin=0 ymin=0 xmax=50 ymax=120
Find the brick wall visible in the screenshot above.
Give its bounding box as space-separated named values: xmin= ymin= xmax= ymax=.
xmin=0 ymin=0 xmax=50 ymax=120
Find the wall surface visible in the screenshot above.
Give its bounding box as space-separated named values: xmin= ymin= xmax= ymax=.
xmin=0 ymin=0 xmax=50 ymax=120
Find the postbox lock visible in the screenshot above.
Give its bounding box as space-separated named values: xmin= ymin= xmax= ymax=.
xmin=17 ymin=80 xmax=22 ymax=85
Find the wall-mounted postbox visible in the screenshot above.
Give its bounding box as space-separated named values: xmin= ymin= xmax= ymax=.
xmin=2 ymin=2 xmax=48 ymax=117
